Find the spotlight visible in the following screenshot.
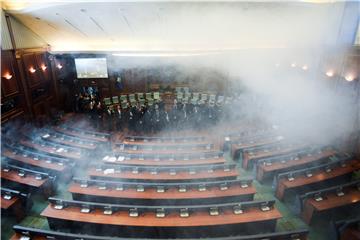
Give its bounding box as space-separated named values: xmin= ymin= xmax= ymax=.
xmin=56 ymin=64 xmax=63 ymax=69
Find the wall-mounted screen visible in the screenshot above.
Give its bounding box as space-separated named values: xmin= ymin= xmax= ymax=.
xmin=75 ymin=58 xmax=108 ymax=78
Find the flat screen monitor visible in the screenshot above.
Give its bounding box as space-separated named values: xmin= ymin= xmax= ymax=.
xmin=75 ymin=58 xmax=108 ymax=79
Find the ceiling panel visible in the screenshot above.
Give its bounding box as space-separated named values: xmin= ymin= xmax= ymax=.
xmin=4 ymin=1 xmax=349 ymax=52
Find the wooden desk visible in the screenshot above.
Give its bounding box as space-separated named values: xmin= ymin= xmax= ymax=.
xmin=275 ymin=160 xmax=360 ymax=200
xmin=256 ymin=150 xmax=336 ymax=182
xmin=20 ymin=140 xmax=82 ymax=161
xmin=1 ymin=196 xmax=25 ymax=221
xmin=103 ymin=156 xmax=225 ymax=166
xmin=243 ymin=146 xmax=307 ymax=170
xmin=113 ymin=148 xmax=215 ymax=155
xmin=301 ymin=188 xmax=360 ymax=224
xmin=41 ymin=205 xmax=281 ymax=238
xmin=2 ymin=149 xmax=71 ymax=178
xmin=88 ymin=168 xmax=239 ymax=182
xmin=231 ymin=138 xmax=280 ymax=159
xmin=68 ymin=183 xmax=256 ymax=205
xmin=122 ymin=140 xmax=210 ymax=146
xmin=53 ymin=127 xmax=109 ymax=143
xmin=1 ymin=170 xmax=53 ymax=197
xmin=9 ymin=227 xmax=309 ymax=240
xmin=45 ymin=135 xmax=97 ymax=150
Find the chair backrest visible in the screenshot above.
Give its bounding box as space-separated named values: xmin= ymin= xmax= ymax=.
xmin=129 ymin=94 xmax=136 ymax=101
xmin=103 ymin=97 xmax=112 ymax=106
xmin=120 ymin=95 xmax=127 ymax=102
xmin=201 ymin=93 xmax=208 ymax=101
xmin=145 ymin=93 xmax=152 ymax=99
xmin=112 ymin=96 xmax=119 ymax=104
xmin=209 ymin=94 xmax=216 ymax=101
xmin=217 ymin=96 xmax=225 ymax=103
xmin=136 ymin=93 xmax=144 ymax=100
xmin=192 ymin=92 xmax=200 ymax=100
xmin=121 ymin=102 xmax=128 ymax=109
xmin=176 ymin=92 xmax=183 ymax=100
xmin=153 ymin=92 xmax=160 ymax=100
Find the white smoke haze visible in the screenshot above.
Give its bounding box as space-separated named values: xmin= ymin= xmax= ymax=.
xmin=103 ymin=1 xmax=358 ymax=147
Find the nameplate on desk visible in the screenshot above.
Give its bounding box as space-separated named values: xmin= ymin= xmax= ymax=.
xmin=35 ymin=174 xmax=43 ymax=180
xmin=180 ymin=208 xmax=189 ymax=218
xmin=209 ymin=207 xmax=219 ymax=216
xmin=220 ymin=183 xmax=228 ymax=190
xmin=156 ymin=209 xmax=166 ymax=218
xmin=19 ymin=236 xmax=30 ymax=240
xmin=233 ymin=205 xmax=243 ymax=214
xmin=157 ymin=186 xmax=165 ymax=193
xmin=198 ymin=184 xmax=206 ymax=191
xmin=179 ymin=186 xmax=187 ymax=192
xmin=129 ymin=208 xmax=139 ymax=217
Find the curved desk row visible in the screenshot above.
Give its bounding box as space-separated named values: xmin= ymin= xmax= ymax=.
xmin=41 ymin=198 xmax=282 ymax=238
xmin=69 ymin=178 xmax=256 ymax=205
xmin=88 ymin=163 xmax=238 ymax=182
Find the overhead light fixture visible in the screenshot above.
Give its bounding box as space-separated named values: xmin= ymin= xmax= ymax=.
xmin=3 ymin=73 xmax=12 ymax=80
xmin=275 ymin=63 xmax=280 ymax=67
xmin=29 ymin=67 xmax=36 ymax=73
xmin=56 ymin=64 xmax=63 ymax=69
xmin=302 ymin=65 xmax=308 ymax=71
xmin=291 ymin=63 xmax=296 ymax=68
xmin=325 ymin=70 xmax=334 ymax=77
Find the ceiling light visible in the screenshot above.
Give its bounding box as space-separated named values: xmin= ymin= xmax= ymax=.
xmin=291 ymin=63 xmax=296 ymax=68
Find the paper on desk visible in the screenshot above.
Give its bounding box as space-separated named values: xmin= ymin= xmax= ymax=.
xmin=117 ymin=156 xmax=125 ymax=161
xmin=104 ymin=169 xmax=115 ymax=175
xmin=108 ymin=157 xmax=116 ymax=162
xmin=56 ymin=148 xmax=64 ymax=153
xmin=42 ymin=134 xmax=50 ymax=138
xmin=103 ymin=155 xmax=109 ymax=161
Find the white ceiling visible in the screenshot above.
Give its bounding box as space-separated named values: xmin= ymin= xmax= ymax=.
xmin=4 ymin=1 xmax=347 ymax=52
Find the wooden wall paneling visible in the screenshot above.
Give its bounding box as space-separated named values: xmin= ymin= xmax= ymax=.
xmin=1 ymin=50 xmax=19 ymax=97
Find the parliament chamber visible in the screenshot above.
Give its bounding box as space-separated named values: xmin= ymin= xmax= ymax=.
xmin=1 ymin=1 xmax=360 ymax=240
